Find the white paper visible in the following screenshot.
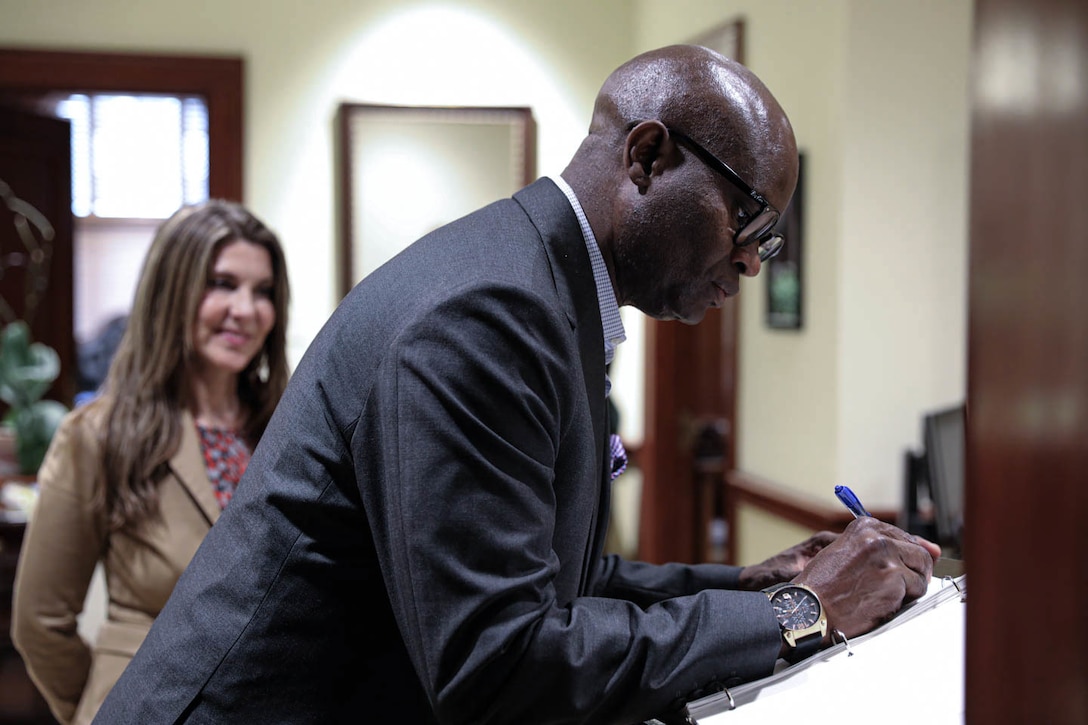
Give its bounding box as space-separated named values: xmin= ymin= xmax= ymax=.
xmin=697 ymin=577 xmax=966 ymax=725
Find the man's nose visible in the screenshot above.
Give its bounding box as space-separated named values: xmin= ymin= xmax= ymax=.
xmin=731 ymin=241 xmax=762 ymax=277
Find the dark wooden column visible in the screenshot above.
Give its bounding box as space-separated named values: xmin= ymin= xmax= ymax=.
xmin=965 ymin=0 xmax=1088 ymax=722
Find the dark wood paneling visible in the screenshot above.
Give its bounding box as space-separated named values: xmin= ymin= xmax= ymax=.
xmin=966 ymin=0 xmax=1088 ymax=722
xmin=639 ymin=301 xmax=737 ymax=565
xmin=0 ymin=107 xmax=74 ymax=407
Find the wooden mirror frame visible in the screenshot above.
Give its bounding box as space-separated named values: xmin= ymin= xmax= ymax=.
xmin=335 ymin=103 xmax=536 ymax=298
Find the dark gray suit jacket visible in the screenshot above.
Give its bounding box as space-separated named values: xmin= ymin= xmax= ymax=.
xmin=94 ymin=179 xmax=781 ymax=725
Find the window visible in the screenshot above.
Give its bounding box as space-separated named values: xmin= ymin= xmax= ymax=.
xmin=54 ymin=93 xmax=209 ymax=218
xmin=0 ymin=47 xmax=241 ymax=411
xmin=48 ymin=93 xmax=211 ymax=355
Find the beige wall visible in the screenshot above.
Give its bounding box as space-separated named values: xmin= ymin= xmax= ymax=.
xmin=634 ymin=0 xmax=972 ymax=560
xmin=0 ymin=0 xmax=972 ymax=562
xmin=0 ymin=0 xmax=635 ymax=363
xmin=735 ymin=504 xmax=816 ymax=567
xmin=836 ymin=0 xmax=971 ymax=507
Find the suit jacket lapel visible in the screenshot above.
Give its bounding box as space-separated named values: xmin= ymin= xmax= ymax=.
xmin=513 ymin=179 xmax=607 ymax=448
xmin=168 ymin=410 xmax=220 ymax=526
xmin=514 ymin=179 xmax=610 ymax=592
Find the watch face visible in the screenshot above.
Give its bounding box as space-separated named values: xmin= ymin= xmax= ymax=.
xmin=769 ymin=587 xmax=821 ymax=632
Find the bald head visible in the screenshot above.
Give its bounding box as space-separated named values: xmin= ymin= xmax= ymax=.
xmin=586 ymin=44 xmax=795 ymax=191
xmin=562 ymin=45 xmax=799 ymax=323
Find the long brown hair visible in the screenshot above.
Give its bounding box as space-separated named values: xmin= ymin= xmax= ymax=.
xmin=99 ymin=200 xmax=291 ymax=532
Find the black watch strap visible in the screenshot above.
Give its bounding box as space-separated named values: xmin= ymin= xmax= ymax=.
xmin=783 ymin=628 xmax=823 ymax=663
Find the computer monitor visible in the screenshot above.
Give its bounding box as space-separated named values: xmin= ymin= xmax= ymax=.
xmin=923 ymin=404 xmax=966 ymax=554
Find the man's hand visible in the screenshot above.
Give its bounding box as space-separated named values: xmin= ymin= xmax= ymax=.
xmin=737 ymin=531 xmax=839 ymax=591
xmin=795 ymin=517 xmax=941 ymax=641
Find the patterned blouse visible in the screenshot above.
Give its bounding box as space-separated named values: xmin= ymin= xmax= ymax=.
xmin=195 ymin=423 xmax=252 ymax=511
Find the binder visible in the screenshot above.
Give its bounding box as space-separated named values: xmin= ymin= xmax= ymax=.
xmin=654 ymin=572 xmax=967 ymax=725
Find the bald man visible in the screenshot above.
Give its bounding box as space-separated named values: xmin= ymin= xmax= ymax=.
xmin=94 ymin=45 xmax=938 ymax=725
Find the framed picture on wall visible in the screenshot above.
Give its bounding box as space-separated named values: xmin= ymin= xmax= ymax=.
xmin=335 ymin=104 xmax=536 ymax=298
xmin=766 ymin=152 xmax=804 ymax=330
xmin=688 ymin=16 xmax=745 ymax=60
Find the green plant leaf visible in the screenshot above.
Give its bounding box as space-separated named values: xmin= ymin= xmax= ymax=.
xmin=13 ymin=399 xmax=68 ymax=474
xmin=0 ymin=320 xmax=61 ymax=408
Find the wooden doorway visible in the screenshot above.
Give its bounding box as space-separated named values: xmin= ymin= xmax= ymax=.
xmin=0 ymin=46 xmax=244 ymax=397
xmin=0 ymin=47 xmax=244 ymax=725
xmin=0 ymin=48 xmax=244 ymax=200
xmin=639 ymin=306 xmax=739 ymax=566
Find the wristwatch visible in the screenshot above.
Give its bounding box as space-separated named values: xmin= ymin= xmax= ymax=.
xmin=762 ymin=582 xmax=827 ymax=662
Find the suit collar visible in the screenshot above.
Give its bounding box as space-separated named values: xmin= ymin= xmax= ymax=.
xmin=513 ymin=179 xmax=612 ymax=592
xmin=548 ymin=175 xmax=626 ymax=367
xmin=170 ymin=409 xmax=220 ymax=525
xmin=513 ymin=178 xmax=607 ymax=415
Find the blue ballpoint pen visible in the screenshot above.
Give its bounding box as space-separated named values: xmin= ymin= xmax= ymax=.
xmin=834 ymin=485 xmax=872 ymax=518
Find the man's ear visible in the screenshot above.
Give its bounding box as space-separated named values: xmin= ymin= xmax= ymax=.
xmin=624 ymin=120 xmax=673 ymax=192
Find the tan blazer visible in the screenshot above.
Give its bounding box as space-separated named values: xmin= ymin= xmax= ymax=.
xmin=11 ymin=400 xmax=220 ymax=725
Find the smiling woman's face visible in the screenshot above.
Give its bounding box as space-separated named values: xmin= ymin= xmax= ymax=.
xmin=191 ymin=238 xmax=276 ymax=379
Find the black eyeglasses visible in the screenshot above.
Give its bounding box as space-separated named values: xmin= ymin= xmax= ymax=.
xmin=667 ymin=128 xmax=785 ymax=262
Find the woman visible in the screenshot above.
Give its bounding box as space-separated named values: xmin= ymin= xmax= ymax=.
xmin=11 ymin=199 xmax=291 ymax=725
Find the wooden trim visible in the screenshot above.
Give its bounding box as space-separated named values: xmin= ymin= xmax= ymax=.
xmin=638 ymin=319 xmax=682 ymax=564
xmin=725 ymin=470 xmax=897 ymax=564
xmin=334 ymin=104 xmax=354 ymax=298
xmin=520 ymin=113 xmax=537 ymax=188
xmin=0 ymin=47 xmax=244 ymax=201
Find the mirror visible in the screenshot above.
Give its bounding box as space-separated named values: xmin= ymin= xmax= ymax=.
xmin=335 ymin=103 xmax=536 ymax=297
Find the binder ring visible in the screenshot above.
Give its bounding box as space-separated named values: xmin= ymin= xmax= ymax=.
xmin=832 ymin=628 xmax=853 ymax=656
xmin=720 ymin=684 xmax=736 ymax=711
xmin=943 ymin=575 xmax=967 ymax=601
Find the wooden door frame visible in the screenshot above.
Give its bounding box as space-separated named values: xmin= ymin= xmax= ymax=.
xmin=639 ymin=304 xmax=739 ymax=565
xmin=0 ymin=48 xmax=244 ymax=721
xmin=0 ymin=47 xmax=244 ymax=201
xmin=0 ymin=46 xmax=244 ymax=404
